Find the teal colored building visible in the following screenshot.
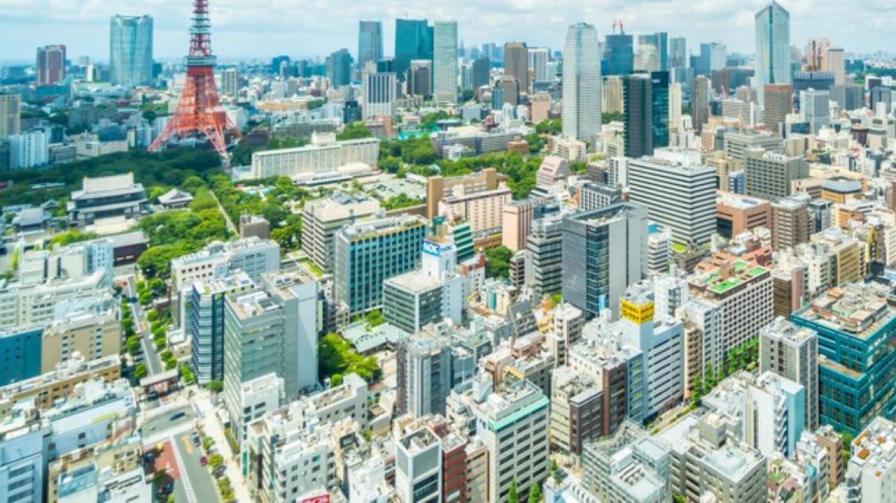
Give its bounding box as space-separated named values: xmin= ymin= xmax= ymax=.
xmin=0 ymin=327 xmax=42 ymax=385
xmin=334 ymin=215 xmax=428 ymax=315
xmin=791 ymin=282 xmax=896 ymax=436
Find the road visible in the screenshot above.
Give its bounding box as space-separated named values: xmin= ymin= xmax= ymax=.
xmin=193 ymin=390 xmax=252 ymax=502
xmin=174 ymin=431 xmax=220 ymax=503
xmin=142 ymin=404 xmax=219 ymax=503
xmin=209 ymin=189 xmax=238 ymax=235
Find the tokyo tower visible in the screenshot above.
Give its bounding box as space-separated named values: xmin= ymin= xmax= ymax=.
xmin=148 ymin=0 xmax=238 ymax=159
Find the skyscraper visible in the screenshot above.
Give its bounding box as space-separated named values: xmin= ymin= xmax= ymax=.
xmin=325 ymin=48 xmax=353 ymax=87
xmin=650 ymin=71 xmax=670 ymax=149
xmin=0 ymin=94 xmax=21 ymax=140
xmin=690 ymin=75 xmax=710 ymax=133
xmin=471 ymin=56 xmax=491 ymax=91
xmin=755 ymin=1 xmax=791 ymax=107
xmin=528 ymin=47 xmax=550 ymax=83
xmin=562 ymin=23 xmax=601 ymax=142
xmin=623 ymin=74 xmax=652 ymax=158
xmin=395 ymin=19 xmax=432 ymax=80
xmin=362 ymin=70 xmax=397 ymax=119
xmin=109 ymin=15 xmax=153 ymax=88
xmin=358 ymin=21 xmax=383 ymax=68
xmin=603 ymin=32 xmax=633 ymax=75
xmin=763 ymin=84 xmax=792 ymax=132
xmin=800 ymin=89 xmax=830 ymax=133
xmin=36 ymin=45 xmax=66 ymax=86
xmin=433 ymin=20 xmax=458 ymax=104
xmin=628 ymin=149 xmax=716 ymax=247
xmin=825 ymin=47 xmax=845 ymax=86
xmin=504 ymin=42 xmax=529 ymax=94
xmin=641 ymin=32 xmax=668 ymax=71
xmin=221 ymin=67 xmax=239 ymax=98
xmin=669 ymin=36 xmax=687 ymax=77
xmin=668 ymin=82 xmax=682 ymax=132
xmin=561 ymin=203 xmax=648 ymax=318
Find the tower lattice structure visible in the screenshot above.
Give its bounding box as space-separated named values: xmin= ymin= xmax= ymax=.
xmin=149 ymin=0 xmax=238 ymax=158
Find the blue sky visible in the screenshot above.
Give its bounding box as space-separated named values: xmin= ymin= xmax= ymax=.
xmin=0 ymin=0 xmax=891 ymax=62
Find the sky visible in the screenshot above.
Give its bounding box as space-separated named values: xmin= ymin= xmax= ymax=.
xmin=0 ymin=0 xmax=892 ymax=63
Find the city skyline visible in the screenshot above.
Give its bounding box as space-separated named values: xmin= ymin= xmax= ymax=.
xmin=0 ymin=0 xmax=892 ymax=62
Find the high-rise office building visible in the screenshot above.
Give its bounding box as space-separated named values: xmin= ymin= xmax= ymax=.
xmin=362 ymin=71 xmax=397 ymax=119
xmin=471 ymin=56 xmax=491 ymax=91
xmin=562 ymin=203 xmax=648 ymax=318
xmin=650 ymin=71 xmax=670 ymax=149
xmin=109 ymin=15 xmax=153 ymax=88
xmin=503 ymin=42 xmax=529 ymax=95
xmin=825 ymin=48 xmax=845 ymax=86
xmin=326 ymin=48 xmax=353 ymax=87
xmin=771 ymin=193 xmax=812 ymax=250
xmin=830 ymin=84 xmax=863 ymax=111
xmin=36 ymin=44 xmax=66 ymax=86
xmin=395 ymin=19 xmax=432 ymax=79
xmin=358 ymin=21 xmax=383 ymax=68
xmin=690 ymin=74 xmax=710 ymax=133
xmin=744 ymin=148 xmax=809 ymax=200
xmin=334 ymin=215 xmax=428 ymax=315
xmin=791 ymin=282 xmax=896 ymax=435
xmin=693 ymin=42 xmax=726 ymax=76
xmin=763 ymin=84 xmax=792 ymax=133
xmin=623 ymin=74 xmax=652 ymax=158
xmin=602 ymin=32 xmax=633 ymax=75
xmin=562 ymin=23 xmax=601 ymax=142
xmin=800 ymin=89 xmax=830 ymax=133
xmin=9 ymin=131 xmax=49 ymax=169
xmin=189 ymin=272 xmax=256 ymax=384
xmin=527 ymin=213 xmax=565 ymax=300
xmin=669 ymin=82 xmax=682 ymax=132
xmin=870 ymin=86 xmax=892 ymax=115
xmin=669 ymin=36 xmax=687 ymax=78
xmin=755 ymin=1 xmax=791 ymax=107
xmin=221 ymin=67 xmax=239 ymax=98
xmin=640 ymin=32 xmax=668 ymax=71
xmin=0 ymin=93 xmax=21 ymax=139
xmin=528 ymin=47 xmax=550 ymax=83
xmin=408 ymin=60 xmax=433 ymax=98
xmin=627 ymin=148 xmax=716 ymax=247
xmin=760 ymin=317 xmax=819 ymax=431
xmin=433 ymin=21 xmax=458 ymax=104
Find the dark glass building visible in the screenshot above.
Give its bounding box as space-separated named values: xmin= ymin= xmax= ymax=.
xmin=602 ymin=33 xmax=633 ymax=76
xmin=623 ymin=74 xmax=652 ymax=158
xmin=395 ymin=19 xmax=433 ymax=80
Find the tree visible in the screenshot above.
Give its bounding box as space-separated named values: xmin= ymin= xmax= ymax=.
xmin=126 ymin=336 xmax=141 ymax=355
xmin=550 ymin=459 xmax=560 ymax=483
xmin=209 ymin=453 xmax=224 ymax=470
xmin=508 ymin=479 xmax=518 ymax=503
xmin=134 ymin=363 xmax=147 ymax=380
xmin=337 ymin=122 xmax=372 ymax=141
xmin=208 ymin=380 xmax=224 ymax=393
xmin=484 ymin=246 xmax=513 ymax=279
xmin=528 ymin=483 xmax=542 ymax=503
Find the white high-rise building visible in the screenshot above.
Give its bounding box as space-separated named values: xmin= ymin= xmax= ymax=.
xmin=669 ymin=82 xmax=682 ymax=132
xmin=528 ymin=47 xmax=550 ymax=83
xmin=433 ymin=21 xmax=458 ymax=104
xmin=627 ymin=148 xmax=716 ymax=247
xmin=562 ymin=22 xmax=601 ymax=142
xmin=9 ymin=130 xmax=49 ymax=169
xmin=362 ymin=71 xmax=397 ymax=119
xmin=754 ymin=1 xmax=791 ymax=107
xmin=800 ymin=89 xmax=830 ymax=134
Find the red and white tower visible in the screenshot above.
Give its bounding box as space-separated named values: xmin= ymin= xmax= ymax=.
xmin=149 ymin=0 xmax=238 ymax=158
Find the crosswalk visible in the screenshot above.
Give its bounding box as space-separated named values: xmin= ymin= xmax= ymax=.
xmin=172 ymin=435 xmax=199 ymax=503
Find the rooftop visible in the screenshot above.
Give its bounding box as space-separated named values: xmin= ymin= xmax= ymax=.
xmin=690 ymin=259 xmax=768 ymax=296
xmin=793 ymin=282 xmax=895 ymax=340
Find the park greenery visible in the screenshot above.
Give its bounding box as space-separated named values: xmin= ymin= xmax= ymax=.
xmin=484 ymin=245 xmax=513 ymax=279
xmin=318 ymin=332 xmax=381 ymax=383
xmin=0 ymin=148 xmax=221 ymax=208
xmin=689 ymin=338 xmax=760 ymax=404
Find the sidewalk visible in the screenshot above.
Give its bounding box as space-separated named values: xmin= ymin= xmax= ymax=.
xmin=192 ymin=390 xmax=251 ymax=502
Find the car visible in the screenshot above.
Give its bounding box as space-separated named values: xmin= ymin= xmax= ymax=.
xmin=213 ymin=466 xmax=227 ymax=478
xmin=191 ymin=435 xmax=200 ymax=447
xmin=169 ymin=411 xmax=186 ymax=421
xmin=199 ymin=456 xmax=208 ymax=466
